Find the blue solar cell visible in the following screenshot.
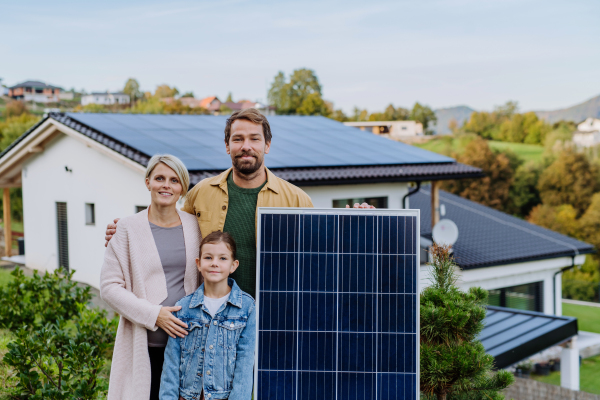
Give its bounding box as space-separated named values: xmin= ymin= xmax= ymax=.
xmin=66 ymin=113 xmax=454 ymax=170
xmin=256 ymin=209 xmax=419 ymax=400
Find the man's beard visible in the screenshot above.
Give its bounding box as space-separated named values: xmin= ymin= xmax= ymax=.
xmin=232 ymin=152 xmax=263 ymax=175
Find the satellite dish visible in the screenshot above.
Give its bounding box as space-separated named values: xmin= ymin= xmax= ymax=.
xmin=432 ymin=219 xmax=459 ymax=246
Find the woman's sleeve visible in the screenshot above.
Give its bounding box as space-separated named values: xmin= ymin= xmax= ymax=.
xmin=100 ymin=221 xmax=162 ymax=330
xmin=228 ymin=302 xmax=257 ymax=400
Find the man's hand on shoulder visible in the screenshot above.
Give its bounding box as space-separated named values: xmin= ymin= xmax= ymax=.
xmin=105 ymin=218 xmax=120 ymax=247
xmin=346 ymin=203 xmax=376 ymax=209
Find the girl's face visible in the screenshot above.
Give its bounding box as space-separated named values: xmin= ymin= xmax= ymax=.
xmin=145 ymin=163 xmax=183 ymax=208
xmin=197 ymin=241 xmax=239 ymax=284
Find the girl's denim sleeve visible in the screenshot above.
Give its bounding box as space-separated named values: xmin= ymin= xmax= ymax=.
xmin=228 ymin=303 xmax=256 ymax=400
xmin=159 ymin=331 xmax=182 ymax=399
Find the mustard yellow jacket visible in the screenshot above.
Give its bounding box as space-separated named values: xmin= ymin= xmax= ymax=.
xmin=181 ymin=167 xmax=314 ymax=236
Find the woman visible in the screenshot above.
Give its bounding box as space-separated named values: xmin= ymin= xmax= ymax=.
xmin=100 ymin=154 xmax=202 ymax=400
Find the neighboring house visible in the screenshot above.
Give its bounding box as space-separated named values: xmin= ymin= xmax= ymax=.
xmin=221 ymin=101 xmax=276 ymax=115
xmin=411 ymin=187 xmax=593 ymax=316
xmin=573 ymin=117 xmax=600 ymax=148
xmin=344 ymin=120 xmax=424 ymax=139
xmin=8 ymin=80 xmax=62 ymax=103
xmin=0 ymin=112 xmax=480 ymax=288
xmin=199 ymin=96 xmax=221 ymax=112
xmin=81 ymin=92 xmax=130 ymax=106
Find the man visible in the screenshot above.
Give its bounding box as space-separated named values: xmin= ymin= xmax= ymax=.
xmin=106 ymin=108 xmax=373 ymax=297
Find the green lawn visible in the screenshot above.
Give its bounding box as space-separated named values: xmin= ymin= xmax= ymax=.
xmin=487 ymin=140 xmax=544 ymax=163
xmin=532 ymin=354 xmax=600 ymax=395
xmin=415 ymin=137 xmax=544 ymax=164
xmin=561 ymin=302 xmax=600 ymax=334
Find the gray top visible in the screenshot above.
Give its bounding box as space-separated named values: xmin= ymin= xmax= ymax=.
xmin=147 ymin=222 xmax=188 ymax=347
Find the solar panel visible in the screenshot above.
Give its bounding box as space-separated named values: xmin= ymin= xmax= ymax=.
xmin=255 ymin=208 xmax=420 ymax=400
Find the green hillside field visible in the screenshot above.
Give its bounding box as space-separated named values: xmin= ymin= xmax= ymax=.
xmin=415 ymin=137 xmax=544 ymax=164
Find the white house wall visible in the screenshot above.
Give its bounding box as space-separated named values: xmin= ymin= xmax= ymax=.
xmin=303 ymin=182 xmax=409 ymax=209
xmin=22 ymin=133 xmax=149 ymax=288
xmin=419 ymin=255 xmax=585 ymax=316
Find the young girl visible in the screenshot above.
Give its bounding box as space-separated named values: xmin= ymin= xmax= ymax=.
xmin=159 ymin=231 xmax=256 ymax=400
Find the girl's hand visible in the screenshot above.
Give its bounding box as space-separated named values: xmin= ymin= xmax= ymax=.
xmin=156 ymin=306 xmax=188 ymax=338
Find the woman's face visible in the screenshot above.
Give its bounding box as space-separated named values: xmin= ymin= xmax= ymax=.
xmin=145 ymin=163 xmax=183 ymax=208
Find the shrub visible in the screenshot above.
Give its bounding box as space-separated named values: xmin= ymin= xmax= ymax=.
xmin=421 ymin=244 xmax=514 ymax=400
xmin=0 ymin=267 xmax=91 ymax=330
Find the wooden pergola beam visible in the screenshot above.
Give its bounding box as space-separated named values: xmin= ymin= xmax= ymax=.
xmin=3 ymin=188 xmax=11 ymax=257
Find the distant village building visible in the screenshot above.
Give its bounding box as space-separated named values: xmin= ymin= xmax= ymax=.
xmin=8 ymin=80 xmax=70 ymax=103
xmin=344 ymin=120 xmax=424 ymax=139
xmin=573 ymin=118 xmax=600 ymax=148
xmin=81 ymin=92 xmax=130 ymax=106
xmin=199 ymin=96 xmax=222 ymax=112
xmin=163 ymin=96 xmax=275 ymax=115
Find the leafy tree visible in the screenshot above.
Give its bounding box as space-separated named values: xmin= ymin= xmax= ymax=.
xmin=578 ymin=193 xmax=600 ymax=251
xmin=463 ymin=111 xmax=499 ymax=140
xmin=268 ymin=68 xmax=322 ymax=114
xmin=421 ymin=244 xmax=514 ymax=400
xmin=123 ymin=78 xmax=142 ymax=103
xmin=225 ymin=92 xmax=233 ymax=102
xmin=410 ymin=102 xmax=437 ymax=134
xmin=180 ymin=91 xmax=194 ymax=98
xmin=154 ymin=84 xmax=179 ymax=98
xmin=507 ymin=161 xmax=542 ymax=217
xmin=297 ymin=92 xmax=330 ymax=116
xmin=537 ymin=149 xmax=599 ymax=215
xmin=562 ymin=256 xmax=600 ymax=302
xmin=350 ymin=107 xmax=369 ymax=122
xmin=367 ymin=104 xmax=409 ymax=121
xmin=330 ymin=109 xmax=348 ymax=122
xmin=0 ymin=113 xmax=40 ymax=151
xmin=3 ymin=100 xmax=28 ymax=118
xmin=527 ymin=204 xmax=579 ymax=238
xmin=441 ymin=138 xmax=515 ymax=211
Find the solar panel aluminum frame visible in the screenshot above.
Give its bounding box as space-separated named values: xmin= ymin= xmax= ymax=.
xmin=254 ymin=207 xmax=420 ymax=400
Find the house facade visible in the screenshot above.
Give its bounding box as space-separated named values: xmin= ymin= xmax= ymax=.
xmin=573 ymin=118 xmax=600 ymax=148
xmin=344 ymin=120 xmax=424 ymax=139
xmin=81 ymin=92 xmax=130 ymax=106
xmin=0 ymin=113 xmax=479 ymax=288
xmin=8 ymin=80 xmax=63 ymax=103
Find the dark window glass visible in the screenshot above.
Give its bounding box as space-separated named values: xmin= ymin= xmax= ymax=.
xmin=487 ymin=281 xmax=543 ymax=312
xmin=56 ymin=202 xmax=69 ymax=271
xmin=136 ymin=205 xmax=148 ymax=213
xmin=85 ymin=203 xmax=95 ymax=225
xmin=332 ymin=197 xmax=388 ymax=209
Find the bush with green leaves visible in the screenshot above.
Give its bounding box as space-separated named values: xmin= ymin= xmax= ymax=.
xmin=0 ymin=267 xmax=91 ymax=330
xmin=420 ymin=244 xmax=514 ymax=400
xmin=0 ymin=268 xmax=117 ymax=399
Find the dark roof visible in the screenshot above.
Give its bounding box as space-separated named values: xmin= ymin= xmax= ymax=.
xmin=9 ymin=80 xmax=61 ymax=90
xmin=0 ymin=112 xmax=482 ymax=186
xmin=482 ymin=306 xmax=577 ymax=368
xmin=411 ymin=187 xmax=594 ymax=269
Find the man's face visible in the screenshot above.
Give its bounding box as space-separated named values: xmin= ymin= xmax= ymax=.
xmin=226 ymin=119 xmax=270 ymax=175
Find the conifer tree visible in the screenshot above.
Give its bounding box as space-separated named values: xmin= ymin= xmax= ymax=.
xmin=420 ymin=244 xmax=514 ymax=400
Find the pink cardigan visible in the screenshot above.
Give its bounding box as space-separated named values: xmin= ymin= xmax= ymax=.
xmin=100 ymin=208 xmax=202 ymax=400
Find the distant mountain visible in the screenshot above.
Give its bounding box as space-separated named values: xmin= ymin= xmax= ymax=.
xmin=432 ymin=105 xmax=476 ymax=135
xmin=535 ymin=94 xmax=600 ymax=124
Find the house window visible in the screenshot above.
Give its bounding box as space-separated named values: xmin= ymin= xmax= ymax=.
xmin=136 ymin=205 xmax=148 ymax=213
xmin=85 ymin=203 xmax=95 ymax=225
xmin=56 ymin=202 xmax=70 ymax=271
xmin=488 ymin=281 xmax=544 ymax=312
xmin=332 ymin=197 xmax=388 ymax=209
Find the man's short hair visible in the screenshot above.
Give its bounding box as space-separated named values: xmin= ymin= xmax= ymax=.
xmin=224 ymin=108 xmax=272 ymax=144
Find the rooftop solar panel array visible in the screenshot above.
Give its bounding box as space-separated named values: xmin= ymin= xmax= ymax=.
xmin=255 ymin=208 xmax=420 ymax=400
xmin=65 ymin=113 xmax=453 ymax=171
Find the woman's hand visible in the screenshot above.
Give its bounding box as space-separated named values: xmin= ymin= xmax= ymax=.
xmin=156 ymin=306 xmax=189 ymax=338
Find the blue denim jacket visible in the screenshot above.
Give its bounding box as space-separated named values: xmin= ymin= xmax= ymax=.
xmin=159 ymin=279 xmax=256 ymax=400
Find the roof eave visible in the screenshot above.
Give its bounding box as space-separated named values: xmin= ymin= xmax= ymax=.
xmin=458 ymin=248 xmax=595 ymax=270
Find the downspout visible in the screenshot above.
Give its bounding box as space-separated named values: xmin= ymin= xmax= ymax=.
xmin=402 ymin=181 xmax=421 ymax=209
xmin=554 ymin=255 xmax=577 ymax=315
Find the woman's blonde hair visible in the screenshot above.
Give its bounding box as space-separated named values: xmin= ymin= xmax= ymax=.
xmin=145 ymin=154 xmax=190 ymax=197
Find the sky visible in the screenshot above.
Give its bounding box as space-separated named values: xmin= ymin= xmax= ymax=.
xmin=1 ymin=0 xmax=599 ymax=113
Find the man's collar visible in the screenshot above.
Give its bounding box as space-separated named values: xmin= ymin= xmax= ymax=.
xmin=210 ymin=166 xmax=280 ymax=194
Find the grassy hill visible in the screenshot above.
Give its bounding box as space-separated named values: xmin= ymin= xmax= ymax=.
xmin=415 ymin=137 xmax=544 ymax=164
xmin=536 ymin=94 xmax=600 ymax=124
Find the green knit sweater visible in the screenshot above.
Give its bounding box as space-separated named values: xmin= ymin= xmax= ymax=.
xmin=223 ymin=172 xmax=266 ymax=298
